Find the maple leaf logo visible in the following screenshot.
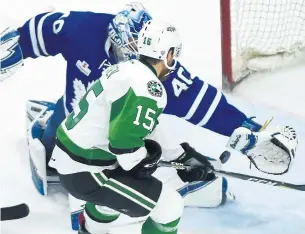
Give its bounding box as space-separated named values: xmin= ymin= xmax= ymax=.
xmin=71 ymin=79 xmax=97 ymax=109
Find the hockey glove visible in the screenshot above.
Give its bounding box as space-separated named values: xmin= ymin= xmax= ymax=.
xmin=226 ymin=125 xmax=298 ymax=175
xmin=131 ymin=139 xmax=162 ymax=179
xmin=172 ymin=143 xmax=215 ymax=182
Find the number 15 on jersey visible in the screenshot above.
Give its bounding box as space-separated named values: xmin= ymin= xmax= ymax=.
xmin=133 ymin=105 xmax=156 ymax=131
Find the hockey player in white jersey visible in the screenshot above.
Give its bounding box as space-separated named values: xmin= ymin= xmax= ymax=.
xmin=49 ymin=19 xmax=213 ymax=234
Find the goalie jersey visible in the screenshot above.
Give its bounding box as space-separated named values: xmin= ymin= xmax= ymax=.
xmin=50 ymin=60 xmax=166 ymax=174
xmin=18 ymin=11 xmax=249 ymax=137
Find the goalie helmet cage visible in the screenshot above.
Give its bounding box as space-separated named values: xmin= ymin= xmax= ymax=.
xmin=220 ymin=0 xmax=305 ymax=91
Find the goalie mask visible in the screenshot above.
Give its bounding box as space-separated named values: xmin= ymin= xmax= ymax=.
xmin=108 ymin=2 xmax=152 ymax=62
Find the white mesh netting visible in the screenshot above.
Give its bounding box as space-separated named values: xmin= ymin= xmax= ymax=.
xmin=231 ymin=0 xmax=305 ymax=82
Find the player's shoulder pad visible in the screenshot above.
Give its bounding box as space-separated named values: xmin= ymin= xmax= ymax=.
xmin=120 ymin=60 xmax=167 ymax=108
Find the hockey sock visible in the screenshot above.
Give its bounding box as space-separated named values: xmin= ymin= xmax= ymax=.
xmin=141 ymin=217 xmax=180 ymax=234
xmin=84 ymin=203 xmax=121 ymax=233
xmin=85 ymin=203 xmax=120 ymax=223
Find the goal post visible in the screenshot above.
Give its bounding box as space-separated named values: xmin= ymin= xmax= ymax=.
xmin=221 ymin=0 xmax=234 ymax=91
xmin=220 ymin=0 xmax=305 ymax=91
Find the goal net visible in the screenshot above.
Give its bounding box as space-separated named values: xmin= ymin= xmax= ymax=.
xmin=221 ymin=0 xmax=305 ymax=90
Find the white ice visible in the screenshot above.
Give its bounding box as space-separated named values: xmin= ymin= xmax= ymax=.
xmin=1 ymin=1 xmax=305 ymax=234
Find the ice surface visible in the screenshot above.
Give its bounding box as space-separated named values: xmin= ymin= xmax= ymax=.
xmin=1 ymin=1 xmax=305 ymax=234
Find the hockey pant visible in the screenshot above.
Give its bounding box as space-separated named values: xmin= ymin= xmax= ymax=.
xmin=60 ymin=168 xmax=184 ymax=234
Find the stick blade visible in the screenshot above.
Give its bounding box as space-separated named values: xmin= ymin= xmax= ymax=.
xmin=1 ymin=203 xmax=30 ymax=221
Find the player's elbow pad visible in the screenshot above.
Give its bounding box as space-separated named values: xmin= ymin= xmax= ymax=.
xmin=109 ymin=144 xmax=147 ymax=171
xmin=0 ymin=27 xmax=24 ymax=81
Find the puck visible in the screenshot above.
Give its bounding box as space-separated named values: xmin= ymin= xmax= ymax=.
xmin=219 ymin=151 xmax=231 ymax=164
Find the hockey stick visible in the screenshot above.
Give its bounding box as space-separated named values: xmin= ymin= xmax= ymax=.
xmin=1 ymin=203 xmax=30 ymax=221
xmin=159 ymin=161 xmax=305 ymax=191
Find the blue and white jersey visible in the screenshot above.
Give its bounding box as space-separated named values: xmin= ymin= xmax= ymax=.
xmin=18 ymin=11 xmax=117 ymax=114
xmin=17 ymin=11 xmax=248 ymax=137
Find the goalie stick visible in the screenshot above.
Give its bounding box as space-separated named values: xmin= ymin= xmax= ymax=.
xmin=1 ymin=203 xmax=30 ymax=221
xmin=159 ymin=161 xmax=305 ymax=191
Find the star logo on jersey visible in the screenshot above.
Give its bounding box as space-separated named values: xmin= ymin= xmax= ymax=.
xmin=147 ymin=81 xmax=163 ymax=97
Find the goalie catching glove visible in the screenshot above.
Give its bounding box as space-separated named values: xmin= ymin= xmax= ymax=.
xmin=226 ymin=121 xmax=298 ymax=175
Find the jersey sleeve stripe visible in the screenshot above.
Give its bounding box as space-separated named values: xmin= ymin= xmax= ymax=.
xmin=29 ymin=16 xmax=41 ymax=57
xmin=197 ymin=89 xmax=222 ymax=126
xmin=183 ymin=82 xmax=209 ymax=120
xmin=37 ymin=12 xmax=57 ymax=56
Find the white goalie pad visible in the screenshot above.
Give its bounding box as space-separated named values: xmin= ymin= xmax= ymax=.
xmin=27 ymin=100 xmax=58 ymax=196
xmin=180 ymin=176 xmax=235 ymax=208
xmin=29 ymin=138 xmax=48 ymax=195
xmin=28 ymin=135 xmax=60 ymax=196
xmin=153 ymin=167 xmax=235 ymax=208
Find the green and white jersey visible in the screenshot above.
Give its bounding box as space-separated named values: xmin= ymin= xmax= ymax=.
xmin=50 ymin=60 xmax=167 ymax=174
